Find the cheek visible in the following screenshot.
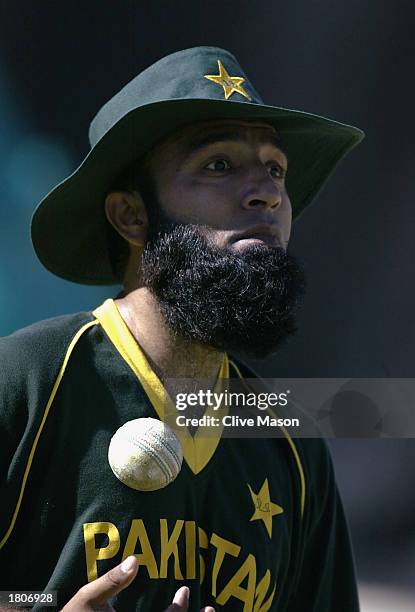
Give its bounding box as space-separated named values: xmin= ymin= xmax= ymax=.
xmin=279 ymin=194 xmax=292 ymax=244
xmin=159 ymin=179 xmax=237 ymax=227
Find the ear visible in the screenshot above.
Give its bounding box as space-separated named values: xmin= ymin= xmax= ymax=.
xmin=105 ymin=190 xmax=148 ymax=247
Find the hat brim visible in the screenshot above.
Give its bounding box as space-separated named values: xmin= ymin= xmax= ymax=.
xmin=31 ymin=98 xmax=364 ymax=285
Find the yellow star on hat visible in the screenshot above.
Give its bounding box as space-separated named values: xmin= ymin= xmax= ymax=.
xmin=248 ymin=478 xmax=284 ymax=538
xmin=204 ymin=59 xmax=252 ymax=101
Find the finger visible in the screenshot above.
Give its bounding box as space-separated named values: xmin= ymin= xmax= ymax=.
xmin=172 ymin=586 xmax=190 ymax=607
xmin=164 ymin=585 xmax=190 ymax=611
xmin=200 ymin=608 xmax=215 ymax=612
xmin=78 ymin=555 xmax=138 ymax=606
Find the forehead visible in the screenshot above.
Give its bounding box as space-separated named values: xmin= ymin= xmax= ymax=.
xmin=146 ymin=119 xmax=285 ymax=165
xmin=175 ymin=119 xmax=278 ymax=144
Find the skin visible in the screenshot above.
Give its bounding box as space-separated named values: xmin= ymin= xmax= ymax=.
xmin=64 ymin=119 xmax=291 ymax=611
xmin=61 ymin=556 xmax=214 ymax=611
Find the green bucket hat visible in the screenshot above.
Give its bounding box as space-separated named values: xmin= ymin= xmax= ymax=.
xmin=31 ymin=46 xmax=364 ymax=286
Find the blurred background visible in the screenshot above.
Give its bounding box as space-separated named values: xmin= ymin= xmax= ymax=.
xmin=1 ymin=0 xmax=414 ymax=607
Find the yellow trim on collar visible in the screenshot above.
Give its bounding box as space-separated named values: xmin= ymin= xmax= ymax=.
xmin=93 ymin=299 xmax=228 ymax=475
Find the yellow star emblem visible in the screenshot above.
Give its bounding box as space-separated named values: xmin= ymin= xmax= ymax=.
xmin=204 ymin=60 xmax=252 ymax=101
xmin=248 ymin=478 xmax=283 ymax=538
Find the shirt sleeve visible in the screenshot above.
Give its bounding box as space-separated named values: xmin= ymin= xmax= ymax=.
xmin=0 ymin=312 xmax=94 ymax=551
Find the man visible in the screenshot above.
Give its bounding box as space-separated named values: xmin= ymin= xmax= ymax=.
xmin=0 ymin=47 xmax=364 ymax=611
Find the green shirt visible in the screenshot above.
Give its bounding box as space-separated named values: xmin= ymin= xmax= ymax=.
xmin=0 ymin=299 xmax=359 ymax=611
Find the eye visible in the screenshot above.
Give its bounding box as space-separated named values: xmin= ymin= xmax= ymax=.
xmin=269 ymin=163 xmax=286 ymax=180
xmin=205 ymin=159 xmax=231 ymax=172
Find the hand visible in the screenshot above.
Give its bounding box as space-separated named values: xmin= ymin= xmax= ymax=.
xmin=61 ymin=555 xmax=215 ymax=611
xmin=164 ymin=585 xmax=215 ymax=611
xmin=61 ymin=556 xmax=138 ymax=611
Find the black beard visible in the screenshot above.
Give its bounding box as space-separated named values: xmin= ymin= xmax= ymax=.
xmin=141 ymin=223 xmax=306 ymax=359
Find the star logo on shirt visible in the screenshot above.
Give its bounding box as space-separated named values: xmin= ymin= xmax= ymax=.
xmin=248 ymin=478 xmax=284 ymax=538
xmin=204 ymin=60 xmax=252 ymax=101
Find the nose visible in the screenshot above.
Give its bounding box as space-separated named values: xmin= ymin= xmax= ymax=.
xmin=241 ymin=167 xmax=282 ymax=211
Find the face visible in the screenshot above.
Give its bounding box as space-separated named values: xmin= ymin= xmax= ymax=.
xmin=144 ymin=119 xmax=291 ymax=253
xmin=136 ymin=120 xmax=305 ymax=359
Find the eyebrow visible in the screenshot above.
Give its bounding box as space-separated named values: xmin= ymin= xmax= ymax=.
xmin=181 ymin=129 xmax=288 ymax=161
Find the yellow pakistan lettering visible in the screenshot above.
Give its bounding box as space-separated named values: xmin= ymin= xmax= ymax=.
xmin=185 ymin=521 xmax=196 ymax=579
xmin=198 ymin=527 xmax=209 ymax=584
xmin=83 ymin=522 xmax=120 ymax=582
xmin=210 ymin=533 xmax=241 ymax=597
xmin=122 ymin=519 xmax=158 ymax=578
xmin=159 ymin=519 xmax=184 ymax=579
xmin=216 ymin=553 xmax=257 ymax=611
xmin=254 ymin=569 xmax=277 ymax=612
xmin=256 ymin=583 xmax=276 ymax=612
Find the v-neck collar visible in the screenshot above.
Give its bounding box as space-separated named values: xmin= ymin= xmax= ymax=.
xmin=93 ymin=298 xmax=229 ymax=475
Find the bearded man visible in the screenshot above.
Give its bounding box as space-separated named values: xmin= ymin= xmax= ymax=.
xmin=0 ymin=47 xmax=364 ymax=611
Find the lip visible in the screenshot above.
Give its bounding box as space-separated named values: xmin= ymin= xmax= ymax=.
xmin=231 ymin=225 xmax=283 ymax=248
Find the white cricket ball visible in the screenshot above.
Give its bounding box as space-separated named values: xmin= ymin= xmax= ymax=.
xmin=108 ymin=417 xmax=183 ymax=491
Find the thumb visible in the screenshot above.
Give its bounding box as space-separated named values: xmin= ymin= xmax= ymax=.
xmin=80 ymin=556 xmax=138 ymax=606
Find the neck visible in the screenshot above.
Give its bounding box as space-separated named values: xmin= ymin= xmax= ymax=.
xmin=115 ymin=288 xmax=225 ymax=383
